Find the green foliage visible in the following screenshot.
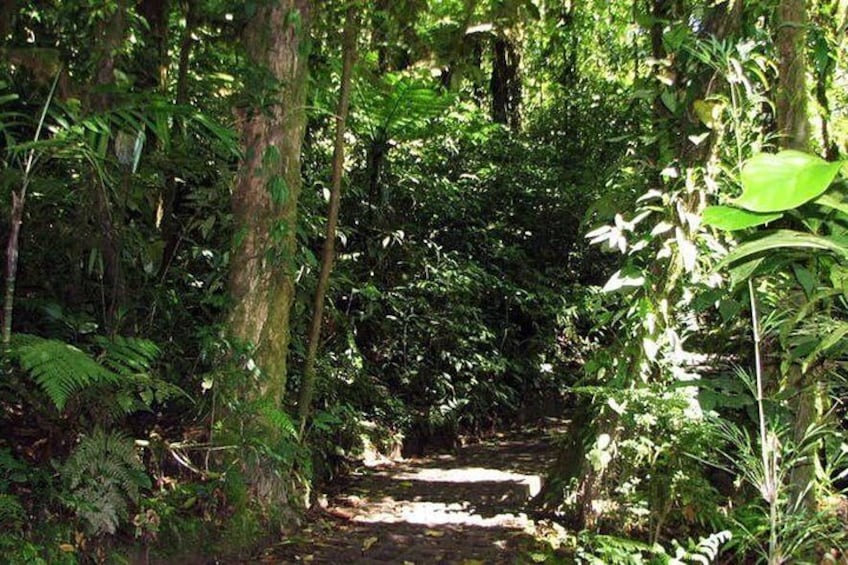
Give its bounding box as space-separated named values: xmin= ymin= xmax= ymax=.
xmin=735 ymin=151 xmax=843 ymax=213
xmin=9 ymin=333 xmax=179 ymax=418
xmin=11 ymin=334 xmax=119 ymax=411
xmin=711 ymin=414 xmax=847 ymax=562
xmin=2 ymin=0 xmax=847 ymax=561
xmin=62 ymin=429 xmax=150 ymax=535
xmin=701 ymin=206 xmax=782 ymax=231
xmin=0 ymin=493 xmax=26 ymax=531
xmin=355 ymin=71 xmax=451 ymax=143
xmin=575 ymin=529 xmax=732 ymax=564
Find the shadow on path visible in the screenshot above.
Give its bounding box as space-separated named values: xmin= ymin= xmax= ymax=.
xmin=258 ymin=425 xmax=565 ymax=564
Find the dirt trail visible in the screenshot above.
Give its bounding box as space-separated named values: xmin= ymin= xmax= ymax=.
xmin=257 ymin=426 xmax=562 ymax=564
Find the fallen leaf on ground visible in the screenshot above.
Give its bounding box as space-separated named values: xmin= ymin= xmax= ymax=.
xmin=424 ymin=529 xmax=445 ymax=537
xmin=362 ymin=536 xmax=379 ymax=551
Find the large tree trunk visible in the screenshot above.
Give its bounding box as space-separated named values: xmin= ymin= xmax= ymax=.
xmin=775 ymin=0 xmax=810 ymax=150
xmin=774 ymin=0 xmax=819 ymax=512
xmin=229 ymin=0 xmax=311 ymax=407
xmin=490 ymin=36 xmax=521 ymax=128
xmin=91 ymin=0 xmax=129 ymax=334
xmin=137 ymin=0 xmax=170 ymax=92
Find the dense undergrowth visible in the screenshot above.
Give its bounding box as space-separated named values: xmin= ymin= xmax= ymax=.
xmin=2 ymin=0 xmax=848 ymax=563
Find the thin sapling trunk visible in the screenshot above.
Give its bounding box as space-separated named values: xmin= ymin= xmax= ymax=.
xmin=298 ymin=4 xmax=359 ymax=435
xmin=3 ymin=72 xmax=60 ymax=347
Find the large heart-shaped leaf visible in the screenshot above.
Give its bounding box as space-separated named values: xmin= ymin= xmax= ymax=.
xmin=702 ymin=205 xmax=783 ymax=230
xmin=736 ymin=150 xmax=843 ymax=212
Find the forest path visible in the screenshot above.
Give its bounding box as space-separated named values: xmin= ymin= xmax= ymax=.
xmin=257 ymin=424 xmax=565 ymax=564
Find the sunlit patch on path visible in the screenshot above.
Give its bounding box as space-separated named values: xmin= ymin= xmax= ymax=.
xmin=258 ymin=427 xmax=563 ymax=564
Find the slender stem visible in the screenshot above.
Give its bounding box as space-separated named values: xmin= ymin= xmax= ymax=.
xmin=297 ymin=4 xmax=358 ymax=437
xmin=3 ymin=70 xmax=61 ymax=348
xmin=748 ymin=278 xmax=778 ymax=563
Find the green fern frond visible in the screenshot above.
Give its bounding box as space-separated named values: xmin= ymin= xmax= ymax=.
xmin=671 ymin=530 xmax=733 ymax=564
xmin=93 ymin=335 xmax=160 ymax=376
xmin=358 ymin=72 xmax=450 ymax=142
xmin=255 ymin=401 xmax=298 ymax=440
xmin=62 ymin=429 xmax=150 ymax=535
xmin=11 ymin=334 xmax=118 ymax=411
xmin=0 ymin=494 xmax=25 ymax=532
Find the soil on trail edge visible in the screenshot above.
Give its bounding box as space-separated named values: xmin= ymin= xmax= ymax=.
xmin=256 ymin=426 xmax=565 ymax=564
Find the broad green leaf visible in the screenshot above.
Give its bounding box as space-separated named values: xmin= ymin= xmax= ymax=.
xmin=815 ymin=192 xmax=848 ymax=216
xmin=728 ymin=258 xmax=763 ymax=288
xmin=802 ymin=322 xmax=848 ymax=372
xmin=718 ymin=229 xmax=848 ymax=270
xmin=718 ymin=298 xmax=742 ymax=322
xmin=702 ymin=205 xmax=783 ymax=230
xmin=736 ymin=150 xmax=843 ymax=212
xmin=602 ymin=267 xmax=645 ymax=293
xmin=791 ymin=264 xmax=816 ymax=298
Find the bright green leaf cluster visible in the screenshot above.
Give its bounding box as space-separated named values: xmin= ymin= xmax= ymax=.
xmin=703 ymin=150 xmax=844 ymax=231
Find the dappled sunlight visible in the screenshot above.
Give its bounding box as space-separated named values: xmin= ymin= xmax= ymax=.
xmin=392 ymin=465 xmax=543 ymax=495
xmin=353 ymin=499 xmax=530 ymax=528
xmin=262 ymin=429 xmax=558 ymax=562
xmin=344 ymin=464 xmax=543 ymax=528
xmin=321 ymin=434 xmax=551 ymax=533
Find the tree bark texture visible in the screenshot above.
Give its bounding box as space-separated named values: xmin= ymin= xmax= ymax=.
xmin=137 ymin=0 xmax=170 ymax=92
xmin=773 ymin=0 xmax=820 ymax=512
xmin=91 ymin=0 xmax=129 ymax=334
xmin=0 ymin=0 xmax=16 ymax=42
xmin=175 ymin=0 xmax=197 ymax=107
xmin=775 ymin=0 xmax=810 ymax=150
xmin=490 ymin=36 xmax=521 ymax=128
xmin=229 ymin=0 xmax=311 ymax=404
xmin=298 ymin=4 xmax=358 ymax=433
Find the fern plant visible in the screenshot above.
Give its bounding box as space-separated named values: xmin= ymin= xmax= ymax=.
xmin=576 ymin=530 xmax=732 ymax=564
xmin=0 ymin=493 xmax=25 ymax=532
xmin=61 ymin=429 xmax=150 ymax=535
xmin=10 ymin=333 xmax=185 ymax=418
xmin=11 ymin=333 xmax=118 ymax=411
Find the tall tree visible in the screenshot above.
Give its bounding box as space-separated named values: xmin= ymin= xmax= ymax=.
xmin=229 ymin=1 xmax=311 ymax=405
xmin=298 ymin=3 xmax=358 ymax=433
xmin=91 ymin=0 xmax=130 ymax=333
xmin=774 ymin=0 xmax=820 ymax=511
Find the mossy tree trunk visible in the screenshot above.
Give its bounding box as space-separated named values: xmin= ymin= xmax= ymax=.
xmin=775 ymin=0 xmax=810 ymax=150
xmin=228 ymin=0 xmax=311 ymax=408
xmin=774 ymin=0 xmax=821 ymax=512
